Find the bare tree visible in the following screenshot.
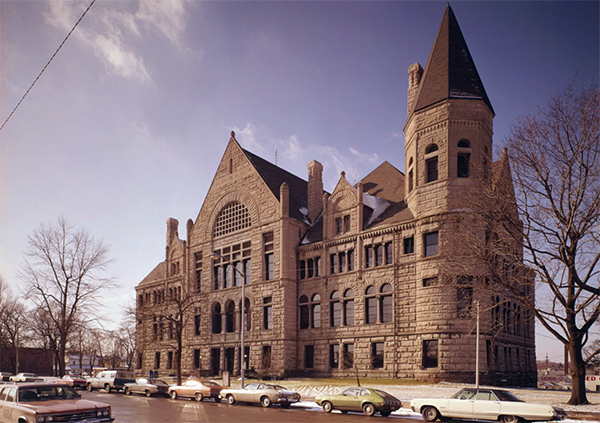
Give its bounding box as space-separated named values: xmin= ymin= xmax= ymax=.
xmin=20 ymin=217 xmax=114 ymax=376
xmin=0 ymin=279 xmax=28 ymax=374
xmin=464 ymin=82 xmax=600 ymax=405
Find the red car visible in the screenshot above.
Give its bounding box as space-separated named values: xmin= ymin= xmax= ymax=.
xmin=55 ymin=375 xmax=86 ymax=389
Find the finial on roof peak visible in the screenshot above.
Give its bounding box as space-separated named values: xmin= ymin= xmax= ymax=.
xmin=231 ymin=130 xmax=236 ymax=139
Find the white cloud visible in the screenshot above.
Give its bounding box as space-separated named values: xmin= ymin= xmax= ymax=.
xmin=281 ymin=135 xmax=303 ymax=162
xmin=45 ymin=0 xmax=190 ymax=84
xmin=349 ymin=146 xmax=379 ymax=165
xmin=232 ymin=123 xmax=265 ymax=155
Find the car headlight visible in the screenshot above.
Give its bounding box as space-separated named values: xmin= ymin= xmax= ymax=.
xmin=36 ymin=417 xmax=54 ymax=423
xmin=97 ymin=408 xmax=111 ymax=417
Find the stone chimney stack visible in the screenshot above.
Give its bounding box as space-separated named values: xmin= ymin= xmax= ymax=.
xmin=166 ymin=218 xmax=179 ymax=244
xmin=407 ymin=62 xmax=424 ymax=116
xmin=307 ymin=160 xmax=323 ymax=223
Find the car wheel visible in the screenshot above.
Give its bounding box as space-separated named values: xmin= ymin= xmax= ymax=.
xmin=104 ymin=384 xmax=111 ymax=393
xmin=501 ymin=415 xmax=520 ymax=423
xmin=322 ymin=401 xmax=333 ymax=413
xmin=145 ymin=390 xmax=152 ymax=398
xmin=170 ymin=391 xmax=178 ymax=400
xmin=195 ymin=392 xmax=203 ymax=402
xmin=214 ymin=396 xmax=221 ymax=402
xmin=280 ymin=402 xmax=291 ymax=409
xmin=362 ymin=403 xmax=376 ymax=417
xmin=380 ymin=410 xmax=391 ymax=417
xmin=125 ymin=387 xmax=131 ymax=396
xmin=86 ymin=384 xmax=93 ymax=392
xmin=260 ymin=396 xmax=272 ymax=408
xmin=422 ymin=406 xmax=440 ymax=422
xmin=226 ymin=394 xmax=236 ymax=405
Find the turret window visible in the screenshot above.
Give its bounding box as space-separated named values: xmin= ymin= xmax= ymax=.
xmin=457 ymin=139 xmax=471 ymax=178
xmin=426 ymin=157 xmax=438 ymax=182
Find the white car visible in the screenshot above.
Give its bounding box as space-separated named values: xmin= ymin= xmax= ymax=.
xmin=9 ymin=372 xmax=43 ymax=382
xmin=410 ymin=388 xmax=566 ymax=423
xmin=221 ymin=383 xmax=301 ymax=408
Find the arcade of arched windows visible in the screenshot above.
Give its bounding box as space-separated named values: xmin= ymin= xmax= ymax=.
xmin=138 ymin=286 xmax=182 ymax=308
xmin=211 ymin=298 xmax=251 ymax=334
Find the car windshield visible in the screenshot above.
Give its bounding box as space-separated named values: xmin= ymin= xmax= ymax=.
xmin=493 ymin=390 xmax=524 ymax=402
xmin=19 ymin=386 xmax=80 ymax=402
xmin=453 ymin=389 xmax=476 ymax=400
xmin=266 ymin=384 xmax=287 ymax=391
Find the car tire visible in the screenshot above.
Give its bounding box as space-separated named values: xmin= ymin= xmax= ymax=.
xmin=322 ymin=401 xmax=333 ymax=413
xmin=380 ymin=410 xmax=391 ymax=417
xmin=214 ymin=396 xmax=221 ymax=403
xmin=104 ymin=384 xmax=111 ymax=393
xmin=226 ymin=394 xmax=236 ymax=405
xmin=145 ymin=390 xmax=152 ymax=398
xmin=280 ymin=402 xmax=291 ymax=409
xmin=86 ymin=384 xmax=93 ymax=392
xmin=260 ymin=396 xmax=272 ymax=408
xmin=422 ymin=406 xmax=440 ymax=422
xmin=362 ymin=403 xmax=376 ymax=417
xmin=501 ymin=415 xmax=520 ymax=423
xmin=170 ymin=391 xmax=178 ymax=400
xmin=125 ymin=387 xmax=131 ymax=396
xmin=195 ymin=392 xmax=203 ymax=402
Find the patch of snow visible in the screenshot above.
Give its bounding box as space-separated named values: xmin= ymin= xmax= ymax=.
xmin=362 ymin=193 xmax=390 ymax=226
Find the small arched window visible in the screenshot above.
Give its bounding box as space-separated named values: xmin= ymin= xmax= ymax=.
xmin=299 ymin=295 xmax=309 ymax=329
xmin=426 ymin=144 xmax=439 ymax=154
xmin=458 ymin=139 xmax=471 ymax=148
xmin=380 ymin=284 xmax=393 ymax=323
xmin=225 ymin=301 xmax=236 ymax=333
xmin=365 ymin=286 xmax=377 ymax=324
xmin=330 ymin=291 xmax=341 ymax=327
xmin=212 ymin=303 xmax=222 ymax=334
xmin=311 ymin=294 xmax=321 ymax=328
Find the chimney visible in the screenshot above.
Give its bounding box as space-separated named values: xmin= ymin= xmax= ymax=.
xmin=166 ymin=218 xmax=179 ymax=244
xmin=307 ymin=160 xmax=323 ymax=223
xmin=407 ymin=62 xmax=424 ymax=116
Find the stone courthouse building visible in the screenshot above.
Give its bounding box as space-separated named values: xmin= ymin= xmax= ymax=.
xmin=135 ymin=5 xmax=536 ymax=386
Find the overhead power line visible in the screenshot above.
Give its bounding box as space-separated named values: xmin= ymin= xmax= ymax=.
xmin=0 ymin=0 xmax=97 ymax=133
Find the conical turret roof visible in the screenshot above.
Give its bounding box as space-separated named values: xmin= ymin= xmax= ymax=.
xmin=412 ymin=5 xmax=494 ymax=115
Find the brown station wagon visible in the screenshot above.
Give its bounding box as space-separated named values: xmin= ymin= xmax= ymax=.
xmin=0 ymin=382 xmax=113 ymax=423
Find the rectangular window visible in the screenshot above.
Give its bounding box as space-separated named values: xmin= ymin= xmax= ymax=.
xmin=372 ymin=342 xmax=384 ymax=368
xmin=264 ymin=232 xmax=274 ymax=280
xmin=343 ymin=343 xmax=354 ymax=369
xmin=458 ymin=153 xmax=470 ymax=177
xmin=424 ymin=231 xmax=439 ymax=256
xmin=385 ymin=242 xmax=393 ymax=264
xmin=194 ymin=313 xmax=201 ymax=336
xmin=167 ymin=351 xmax=173 ymax=369
xmin=244 ymin=258 xmax=251 ymax=284
xmin=426 ymin=156 xmax=438 ymax=182
xmin=381 ymin=295 xmax=392 ymax=323
xmin=330 ymin=300 xmax=341 ymax=327
xmin=300 ymin=303 xmax=309 ymax=330
xmin=343 ymin=215 xmax=350 ymax=233
xmin=408 ymin=169 xmax=414 ymax=192
xmin=304 ymin=345 xmax=314 ymax=369
xmin=365 ymin=246 xmax=374 ymax=268
xmin=366 ymin=297 xmax=377 ymax=324
xmin=263 ymin=297 xmax=273 ymax=329
xmin=347 ymin=249 xmax=355 ymax=271
xmin=154 ymin=352 xmax=161 ymax=369
xmin=299 ymin=260 xmax=306 ymax=280
xmin=262 ymin=345 xmax=272 ymax=369
xmin=403 ymin=237 xmax=415 ymax=254
xmin=137 ymin=353 xmax=142 ymax=369
xmin=330 ymin=253 xmax=338 ymax=274
xmin=339 ymin=252 xmax=346 ymax=273
xmin=307 ymin=258 xmax=314 ymax=278
xmin=194 ymin=252 xmax=203 ymax=293
xmin=329 ymin=344 xmax=339 ymax=368
xmin=423 ymin=276 xmax=438 ymax=287
xmin=335 ymin=217 xmax=342 ymax=235
xmin=423 ymin=340 xmax=439 ymax=368
xmin=375 ymin=244 xmax=383 ymax=266
xmin=193 ymin=349 xmax=200 ymax=369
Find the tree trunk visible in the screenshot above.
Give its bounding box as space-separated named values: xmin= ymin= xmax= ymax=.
xmin=568 ymin=339 xmax=589 ymax=405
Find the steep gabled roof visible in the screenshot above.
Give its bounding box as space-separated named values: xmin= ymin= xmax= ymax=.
xmin=138 ymin=262 xmax=166 ymax=287
xmin=359 ymin=161 xmax=405 ymax=203
xmin=241 ymin=148 xmax=311 ymax=222
xmin=412 ymin=4 xmax=494 ymax=115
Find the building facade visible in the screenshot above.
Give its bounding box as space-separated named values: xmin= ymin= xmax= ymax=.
xmin=135 ymin=6 xmax=537 ymax=386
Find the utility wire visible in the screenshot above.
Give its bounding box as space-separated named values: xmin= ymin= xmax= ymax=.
xmin=0 ymin=0 xmax=97 ymax=133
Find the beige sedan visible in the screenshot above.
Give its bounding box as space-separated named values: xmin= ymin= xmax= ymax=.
xmin=221 ymin=383 xmax=301 ymax=408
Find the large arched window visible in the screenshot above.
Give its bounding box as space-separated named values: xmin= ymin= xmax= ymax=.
xmin=380 ymin=284 xmax=393 ymax=323
xmin=311 ymin=294 xmax=321 ymax=328
xmin=225 ymin=301 xmax=236 ymax=333
xmin=299 ymin=295 xmax=310 ymax=329
xmin=365 ymin=286 xmax=377 ymax=324
xmin=214 ymin=202 xmax=251 ymax=238
xmin=330 ymin=291 xmax=341 ymax=327
xmin=212 ymin=303 xmax=222 ymax=334
xmin=343 ymin=289 xmax=355 ymax=326
xmin=425 ymin=143 xmax=439 ymax=182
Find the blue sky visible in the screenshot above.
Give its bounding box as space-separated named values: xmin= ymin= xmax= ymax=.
xmin=0 ymin=1 xmax=598 ymax=363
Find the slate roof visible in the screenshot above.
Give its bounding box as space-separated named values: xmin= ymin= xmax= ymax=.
xmin=412 ymin=4 xmax=494 ymax=115
xmin=138 ymin=261 xmax=166 ymax=287
xmin=241 ymin=148 xmax=312 ymax=223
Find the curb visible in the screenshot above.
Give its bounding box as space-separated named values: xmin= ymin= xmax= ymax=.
xmin=565 ymin=410 xmax=600 ymax=421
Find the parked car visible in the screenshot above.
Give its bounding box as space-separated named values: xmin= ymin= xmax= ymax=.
xmin=0 ymin=382 xmax=113 ymax=422
xmin=8 ymin=373 xmax=42 ymax=382
xmin=124 ymin=378 xmax=170 ymax=397
xmin=410 ymin=388 xmax=567 ymax=423
xmin=316 ymin=387 xmax=402 ymax=417
xmin=168 ymin=378 xmax=223 ymax=401
xmin=0 ymin=372 xmax=13 ymax=382
xmin=221 ymin=383 xmax=301 ymax=408
xmin=54 ymin=374 xmax=86 ymax=389
xmin=86 ymin=370 xmax=135 ymax=393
